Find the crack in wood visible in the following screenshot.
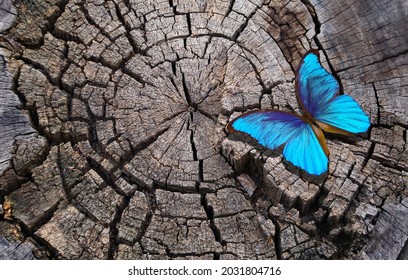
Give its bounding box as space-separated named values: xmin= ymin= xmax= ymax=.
xmin=79 ymin=2 xmax=117 ymax=43
xmin=371 ymin=82 xmax=381 ymax=126
xmin=112 ymin=0 xmax=141 ymax=55
xmin=201 ymin=194 xmax=226 ymax=246
xmin=107 ymin=195 xmax=128 ymax=259
xmin=225 ymin=0 xmax=236 ymax=18
xmin=13 ymin=197 xmax=63 ymax=235
xmin=1 ymin=0 xmax=406 ymax=260
xmin=56 ymin=145 xmax=103 ymax=226
xmin=232 ymin=5 xmax=259 ymax=42
xmin=361 ymin=142 xmax=374 ymax=171
xmin=180 ymin=70 xmax=195 ymax=110
xmin=13 ymin=67 xmax=46 ymax=139
xmin=186 ymin=13 xmax=192 ymax=37
xmin=267 ymin=208 xmax=282 ymax=260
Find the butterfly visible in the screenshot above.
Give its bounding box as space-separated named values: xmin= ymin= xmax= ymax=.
xmin=227 ymin=50 xmax=370 ymax=175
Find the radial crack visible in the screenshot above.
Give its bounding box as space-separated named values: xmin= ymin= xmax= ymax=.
xmin=372 ymin=82 xmax=381 ymax=126
xmin=201 ymin=194 xmax=226 ymax=246
xmin=107 ymin=196 xmax=129 ymax=259
xmin=232 ymin=5 xmax=259 ymax=41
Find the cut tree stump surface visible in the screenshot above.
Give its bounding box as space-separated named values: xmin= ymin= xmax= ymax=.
xmin=0 ymin=0 xmax=407 ymax=259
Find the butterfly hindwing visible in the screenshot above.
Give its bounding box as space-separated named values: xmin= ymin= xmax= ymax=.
xmin=314 ymin=95 xmax=371 ymax=134
xmin=282 ymin=124 xmax=328 ymax=176
xmin=228 ymin=110 xmax=328 ymax=175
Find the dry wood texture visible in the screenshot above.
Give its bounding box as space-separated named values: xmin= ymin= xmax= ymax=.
xmin=0 ymin=0 xmax=407 ymax=259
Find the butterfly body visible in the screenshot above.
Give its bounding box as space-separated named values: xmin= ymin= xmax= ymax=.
xmin=227 ymin=50 xmax=370 ymax=175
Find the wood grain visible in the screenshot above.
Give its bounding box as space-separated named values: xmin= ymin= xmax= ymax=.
xmin=0 ymin=0 xmax=406 ymax=259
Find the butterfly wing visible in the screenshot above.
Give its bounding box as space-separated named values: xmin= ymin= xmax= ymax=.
xmin=297 ymin=50 xmax=370 ymax=134
xmin=314 ymin=95 xmax=371 ymax=133
xmin=283 ymin=123 xmax=328 ymax=176
xmin=296 ymin=50 xmax=339 ymax=116
xmin=228 ymin=110 xmax=328 ymax=175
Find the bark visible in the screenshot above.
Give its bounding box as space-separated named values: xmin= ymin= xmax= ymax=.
xmin=0 ymin=0 xmax=407 ymax=259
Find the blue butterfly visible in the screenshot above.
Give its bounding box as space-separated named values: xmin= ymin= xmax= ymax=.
xmin=227 ymin=50 xmax=370 ymax=175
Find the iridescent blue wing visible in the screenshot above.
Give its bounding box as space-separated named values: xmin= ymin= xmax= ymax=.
xmin=297 ymin=50 xmax=370 ymax=134
xmin=283 ymin=123 xmax=328 ymax=176
xmin=227 ymin=110 xmax=328 ymax=175
xmin=314 ymin=95 xmax=371 ymax=133
xmin=296 ymin=50 xmax=339 ymax=116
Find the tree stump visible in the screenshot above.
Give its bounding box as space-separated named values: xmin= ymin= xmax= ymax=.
xmin=0 ymin=0 xmax=407 ymax=260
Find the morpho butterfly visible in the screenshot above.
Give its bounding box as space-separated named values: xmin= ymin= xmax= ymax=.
xmin=227 ymin=50 xmax=370 ymax=175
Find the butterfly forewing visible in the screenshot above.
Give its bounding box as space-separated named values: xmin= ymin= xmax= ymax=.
xmin=228 ymin=110 xmax=328 ymax=175
xmin=295 ymin=50 xmax=340 ymax=117
xmin=228 ymin=110 xmax=304 ymax=150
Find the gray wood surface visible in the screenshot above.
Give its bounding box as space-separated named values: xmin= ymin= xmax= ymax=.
xmin=0 ymin=0 xmax=16 ymax=33
xmin=0 ymin=0 xmax=406 ymax=259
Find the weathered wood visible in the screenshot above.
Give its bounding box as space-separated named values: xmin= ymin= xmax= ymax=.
xmin=0 ymin=0 xmax=16 ymax=33
xmin=360 ymin=198 xmax=408 ymax=259
xmin=0 ymin=0 xmax=406 ymax=259
xmin=0 ymin=221 xmax=48 ymax=259
xmin=0 ymin=236 xmax=35 ymax=260
xmin=35 ymin=203 xmax=110 ymax=259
